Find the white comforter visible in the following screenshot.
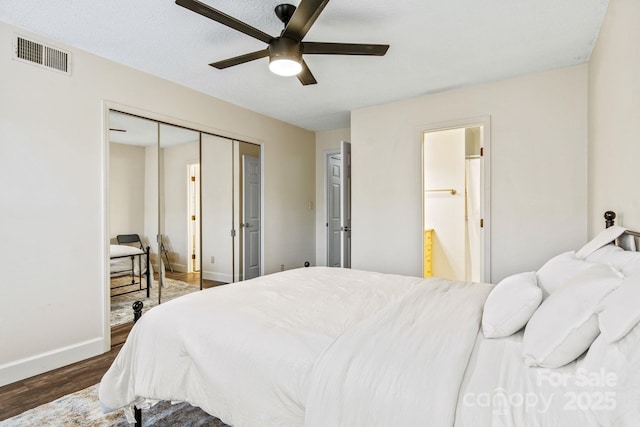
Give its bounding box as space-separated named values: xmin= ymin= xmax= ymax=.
xmin=305 ymin=279 xmax=493 ymax=427
xmin=455 ymin=327 xmax=640 ymax=427
xmin=100 ymin=266 xmax=640 ymax=426
xmin=99 ymin=267 xmax=426 ymax=426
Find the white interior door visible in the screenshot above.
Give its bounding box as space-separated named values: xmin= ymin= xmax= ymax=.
xmin=327 ymin=153 xmax=342 ymax=267
xmin=340 ymin=141 xmax=351 ymax=268
xmin=242 ymin=155 xmax=261 ymax=280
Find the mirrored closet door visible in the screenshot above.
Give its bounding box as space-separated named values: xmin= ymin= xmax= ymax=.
xmin=201 ymin=134 xmax=233 ymax=286
xmin=108 ymin=111 xmax=160 ymax=327
xmin=108 ymin=109 xmax=262 ymax=327
xmin=158 ymin=123 xmax=202 ymax=303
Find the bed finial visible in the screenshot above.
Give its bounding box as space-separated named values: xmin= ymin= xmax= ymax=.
xmin=604 ymin=211 xmax=616 ymax=228
xmin=133 ymin=301 xmax=143 ymax=323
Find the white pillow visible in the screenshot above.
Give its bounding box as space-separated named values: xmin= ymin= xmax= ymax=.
xmin=536 ymin=251 xmax=593 ymax=297
xmin=482 ymin=272 xmax=541 ymax=338
xmin=575 ymin=225 xmax=627 ymax=259
xmin=523 ymin=263 xmax=622 ymax=368
xmin=586 ymin=243 xmax=640 ymax=277
xmin=597 ymin=275 xmax=640 ymax=343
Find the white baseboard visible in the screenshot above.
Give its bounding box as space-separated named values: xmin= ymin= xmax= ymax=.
xmin=0 ymin=337 xmax=105 ymax=387
xmin=202 ymin=270 xmax=234 ymax=283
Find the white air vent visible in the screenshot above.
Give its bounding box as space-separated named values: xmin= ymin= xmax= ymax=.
xmin=13 ymin=35 xmax=71 ymax=75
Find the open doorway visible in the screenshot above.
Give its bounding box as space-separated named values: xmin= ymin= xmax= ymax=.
xmin=422 ymin=119 xmax=490 ymax=282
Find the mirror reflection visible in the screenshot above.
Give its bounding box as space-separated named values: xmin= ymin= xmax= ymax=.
xmin=108 ymin=111 xmax=157 ymax=328
xmin=158 ymin=122 xmax=202 ymax=303
xmin=108 ymin=110 xmax=262 ymax=329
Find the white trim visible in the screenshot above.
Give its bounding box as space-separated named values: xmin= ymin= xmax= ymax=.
xmin=202 ymin=271 xmax=234 ymax=283
xmin=259 ymin=143 xmax=264 ymax=278
xmin=0 ymin=338 xmax=104 ymax=387
xmin=418 ymin=116 xmax=492 ymax=283
xmin=101 ymin=101 xmax=111 ymax=352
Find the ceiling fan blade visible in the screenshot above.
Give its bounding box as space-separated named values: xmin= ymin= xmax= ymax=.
xmin=282 ymin=0 xmax=330 ymax=41
xmin=209 ymin=49 xmax=269 ymax=69
xmin=303 ymin=42 xmax=389 ymax=56
xmin=297 ymin=61 xmax=317 ymax=86
xmin=176 ymin=0 xmax=273 ymax=44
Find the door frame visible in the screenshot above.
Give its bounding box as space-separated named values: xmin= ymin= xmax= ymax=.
xmin=340 ymin=141 xmax=351 ymax=268
xmin=419 ymin=116 xmax=492 ymax=283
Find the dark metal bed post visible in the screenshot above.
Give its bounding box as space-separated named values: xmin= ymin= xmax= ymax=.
xmin=605 ymin=211 xmax=616 ymax=228
xmin=145 ymin=246 xmax=150 ymax=298
xmin=132 ymin=301 xmax=144 ymax=426
xmin=133 ymin=301 xmax=143 ymax=323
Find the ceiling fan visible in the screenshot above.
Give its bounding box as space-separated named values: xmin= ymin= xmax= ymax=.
xmin=175 ymin=0 xmax=390 ymax=85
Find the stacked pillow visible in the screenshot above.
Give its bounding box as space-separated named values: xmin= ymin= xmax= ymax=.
xmin=522 ymin=261 xmax=621 ymax=368
xmin=481 ymin=225 xmax=640 ymax=369
xmin=584 ymin=243 xmax=640 ymax=343
xmin=535 ymin=251 xmax=594 ymax=297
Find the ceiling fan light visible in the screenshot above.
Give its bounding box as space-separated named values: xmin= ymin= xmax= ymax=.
xmin=268 ymin=37 xmax=303 ymax=76
xmin=269 ymin=57 xmax=302 ymax=76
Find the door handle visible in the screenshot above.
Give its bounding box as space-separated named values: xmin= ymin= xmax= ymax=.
xmin=242 ymin=222 xmax=251 ymax=228
xmin=341 ymin=226 xmax=351 ymax=232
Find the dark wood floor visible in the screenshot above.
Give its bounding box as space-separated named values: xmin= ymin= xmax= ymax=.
xmin=0 ymin=272 xmax=226 ymax=422
xmin=0 ymin=323 xmax=132 ymax=421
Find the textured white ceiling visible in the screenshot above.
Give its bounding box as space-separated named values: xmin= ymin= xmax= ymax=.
xmin=1 ymin=0 xmax=608 ymax=131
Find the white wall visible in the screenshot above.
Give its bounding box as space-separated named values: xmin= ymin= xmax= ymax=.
xmin=0 ymin=22 xmax=315 ymax=386
xmin=315 ymin=128 xmax=351 ymax=266
xmin=109 ymin=143 xmax=146 ymax=241
xmin=588 ymin=0 xmax=640 ymax=235
xmin=351 ymin=65 xmax=589 ymax=282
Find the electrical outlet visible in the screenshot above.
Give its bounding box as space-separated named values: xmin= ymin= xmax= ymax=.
xmin=280 ymin=264 xmax=284 ymax=271
xmin=210 ymin=256 xmax=215 ymax=264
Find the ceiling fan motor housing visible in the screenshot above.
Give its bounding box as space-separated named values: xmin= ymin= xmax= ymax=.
xmin=269 ymin=37 xmax=303 ymax=62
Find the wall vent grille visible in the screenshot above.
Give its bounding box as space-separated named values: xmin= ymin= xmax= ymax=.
xmin=14 ymin=36 xmax=71 ymax=75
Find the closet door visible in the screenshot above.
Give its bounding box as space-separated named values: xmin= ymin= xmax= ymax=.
xmin=201 ymin=134 xmax=234 ymax=285
xmin=158 ymin=123 xmax=201 ymax=303
xmin=108 ymin=110 xmax=158 ymax=307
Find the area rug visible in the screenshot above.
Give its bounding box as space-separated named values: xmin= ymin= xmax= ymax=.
xmin=0 ymin=384 xmax=229 ymax=426
xmin=111 ymin=278 xmax=200 ymax=327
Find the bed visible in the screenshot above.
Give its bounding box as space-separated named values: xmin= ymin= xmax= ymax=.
xmin=110 ymin=236 xmax=151 ymax=297
xmin=99 ymin=212 xmax=640 ymax=426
